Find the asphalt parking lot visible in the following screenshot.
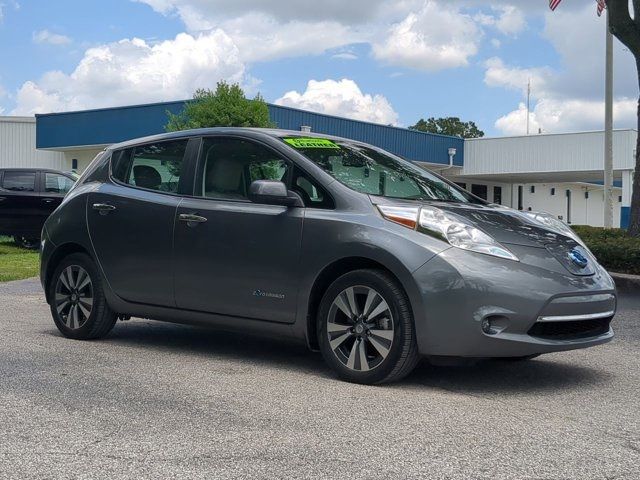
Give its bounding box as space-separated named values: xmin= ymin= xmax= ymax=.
xmin=1 ymin=278 xmax=639 ymax=480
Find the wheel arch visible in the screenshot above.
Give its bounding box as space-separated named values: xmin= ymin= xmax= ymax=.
xmin=304 ymin=256 xmax=420 ymax=351
xmin=44 ymin=242 xmax=93 ymax=303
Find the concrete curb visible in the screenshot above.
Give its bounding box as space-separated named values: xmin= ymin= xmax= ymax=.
xmin=610 ymin=272 xmax=640 ymax=294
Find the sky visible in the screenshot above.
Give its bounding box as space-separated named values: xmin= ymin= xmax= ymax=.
xmin=0 ymin=0 xmax=637 ymax=136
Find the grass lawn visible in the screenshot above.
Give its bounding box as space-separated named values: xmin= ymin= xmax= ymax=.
xmin=0 ymin=236 xmax=39 ymax=282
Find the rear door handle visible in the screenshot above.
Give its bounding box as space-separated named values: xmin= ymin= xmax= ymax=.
xmin=179 ymin=213 xmax=207 ymax=224
xmin=92 ymin=203 xmax=116 ymax=214
xmin=42 ymin=198 xmax=55 ymax=204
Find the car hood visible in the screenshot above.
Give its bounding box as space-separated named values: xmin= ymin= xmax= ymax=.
xmin=370 ymin=197 xmax=597 ymax=276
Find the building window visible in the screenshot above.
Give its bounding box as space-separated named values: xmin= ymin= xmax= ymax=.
xmin=551 ymin=188 xmax=556 ymax=196
xmin=72 ymin=159 xmax=78 ymax=170
xmin=471 ymin=184 xmax=488 ymax=200
xmin=530 ymin=185 xmax=535 ymax=194
xmin=619 ymin=196 xmax=623 ymax=203
xmin=585 ymin=191 xmax=589 ymax=199
xmin=455 ymin=182 xmax=467 ymax=190
xmin=493 ymin=186 xmax=502 ymax=204
xmin=518 ymin=185 xmax=524 ymax=210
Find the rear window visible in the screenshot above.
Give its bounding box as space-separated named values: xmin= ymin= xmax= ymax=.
xmin=111 ymin=140 xmax=188 ymax=193
xmin=1 ymin=171 xmax=36 ymax=192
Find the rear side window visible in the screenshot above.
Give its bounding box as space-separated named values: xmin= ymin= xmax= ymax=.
xmin=1 ymin=171 xmax=36 ymax=192
xmin=111 ymin=140 xmax=188 ymax=193
xmin=45 ymin=173 xmax=75 ymax=194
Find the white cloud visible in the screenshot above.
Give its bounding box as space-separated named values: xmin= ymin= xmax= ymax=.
xmin=0 ymin=83 xmax=5 ymax=115
xmin=332 ymin=52 xmax=358 ymax=61
xmin=133 ymin=0 xmax=500 ymax=69
xmin=275 ymin=79 xmax=399 ymax=125
xmin=372 ymin=1 xmax=481 ymax=71
xmin=0 ymin=0 xmax=20 ymax=23
xmin=473 ymin=6 xmax=525 ymax=36
xmin=133 ymin=0 xmax=389 ymax=26
xmin=33 ymin=29 xmax=72 ymax=45
xmin=12 ymin=31 xmax=247 ymax=115
xmin=493 ymin=5 xmax=525 ymax=36
xmin=495 ymin=98 xmax=637 ymax=136
xmin=218 ymin=13 xmax=361 ymax=63
xmin=484 ymin=57 xmax=551 ymax=95
xmin=486 ymin=2 xmax=639 ymax=135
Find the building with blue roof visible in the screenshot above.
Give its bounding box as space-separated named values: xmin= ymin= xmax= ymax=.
xmin=0 ymin=99 xmax=635 ymax=228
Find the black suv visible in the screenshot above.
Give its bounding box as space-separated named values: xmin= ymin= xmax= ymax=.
xmin=0 ymin=168 xmax=77 ymax=248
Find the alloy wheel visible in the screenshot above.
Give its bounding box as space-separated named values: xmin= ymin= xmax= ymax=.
xmin=54 ymin=265 xmax=94 ymax=330
xmin=326 ymin=286 xmax=394 ymax=372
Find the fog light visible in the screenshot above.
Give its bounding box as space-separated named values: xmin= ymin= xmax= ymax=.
xmin=481 ymin=318 xmax=494 ymax=334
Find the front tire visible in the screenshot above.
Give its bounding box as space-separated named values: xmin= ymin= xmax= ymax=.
xmin=14 ymin=236 xmax=39 ymax=250
xmin=317 ymin=269 xmax=420 ymax=385
xmin=49 ymin=253 xmax=117 ymax=340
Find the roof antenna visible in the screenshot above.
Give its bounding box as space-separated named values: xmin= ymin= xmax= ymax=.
xmin=526 ymin=78 xmax=531 ymax=135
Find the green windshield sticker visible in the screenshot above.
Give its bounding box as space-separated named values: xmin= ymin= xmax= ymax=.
xmin=284 ymin=137 xmax=341 ymax=149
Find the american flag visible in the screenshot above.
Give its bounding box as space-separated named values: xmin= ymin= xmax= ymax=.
xmin=549 ymin=0 xmax=606 ymax=16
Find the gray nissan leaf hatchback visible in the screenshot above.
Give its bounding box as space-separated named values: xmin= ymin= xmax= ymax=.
xmin=40 ymin=128 xmax=616 ymax=384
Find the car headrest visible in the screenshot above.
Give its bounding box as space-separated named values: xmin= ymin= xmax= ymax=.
xmin=133 ymin=165 xmax=162 ymax=190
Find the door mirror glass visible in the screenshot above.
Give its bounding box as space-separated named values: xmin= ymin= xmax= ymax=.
xmin=248 ymin=180 xmax=302 ymax=207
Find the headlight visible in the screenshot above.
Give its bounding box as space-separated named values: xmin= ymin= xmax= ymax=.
xmin=377 ymin=204 xmax=519 ymax=261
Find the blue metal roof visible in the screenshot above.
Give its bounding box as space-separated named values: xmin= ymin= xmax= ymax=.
xmin=36 ymin=101 xmax=464 ymax=166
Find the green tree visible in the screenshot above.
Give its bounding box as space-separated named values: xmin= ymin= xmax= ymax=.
xmin=409 ymin=117 xmax=484 ymax=138
xmin=166 ymin=81 xmax=273 ymax=132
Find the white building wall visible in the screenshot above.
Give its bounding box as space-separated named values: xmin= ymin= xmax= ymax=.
xmin=63 ymin=148 xmax=104 ymax=173
xmin=513 ymin=183 xmax=622 ymax=227
xmin=463 ymin=129 xmax=636 ymax=175
xmin=0 ymin=117 xmax=66 ymax=170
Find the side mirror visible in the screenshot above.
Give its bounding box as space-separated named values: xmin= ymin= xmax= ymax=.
xmin=248 ymin=180 xmax=304 ymax=207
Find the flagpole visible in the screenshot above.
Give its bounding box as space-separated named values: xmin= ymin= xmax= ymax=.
xmin=604 ymin=7 xmax=614 ymax=228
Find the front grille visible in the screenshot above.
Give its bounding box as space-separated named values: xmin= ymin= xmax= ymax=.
xmin=528 ymin=317 xmax=612 ymax=340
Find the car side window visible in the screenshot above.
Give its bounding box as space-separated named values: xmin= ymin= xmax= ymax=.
xmin=45 ymin=173 xmax=75 ymax=194
xmin=200 ymin=137 xmax=289 ymax=201
xmin=111 ymin=140 xmax=188 ymax=193
xmin=1 ymin=171 xmax=36 ymax=192
xmin=292 ymin=167 xmax=334 ymax=209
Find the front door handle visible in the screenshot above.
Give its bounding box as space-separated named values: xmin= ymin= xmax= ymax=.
xmin=179 ymin=213 xmax=208 ymax=224
xmin=42 ymin=198 xmax=55 ymax=204
xmin=92 ymin=203 xmax=116 ymax=215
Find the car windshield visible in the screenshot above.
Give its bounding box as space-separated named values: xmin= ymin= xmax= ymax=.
xmin=282 ymin=137 xmax=477 ymax=203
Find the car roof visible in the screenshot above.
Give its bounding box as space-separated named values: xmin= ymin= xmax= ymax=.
xmin=107 ymin=127 xmax=361 ymax=151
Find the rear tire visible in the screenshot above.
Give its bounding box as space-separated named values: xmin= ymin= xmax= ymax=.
xmin=49 ymin=253 xmax=117 ymax=340
xmin=317 ymin=269 xmax=420 ymax=385
xmin=14 ymin=236 xmax=39 ymax=250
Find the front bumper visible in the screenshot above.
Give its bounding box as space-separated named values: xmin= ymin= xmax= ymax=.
xmin=411 ymin=244 xmax=616 ymax=357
